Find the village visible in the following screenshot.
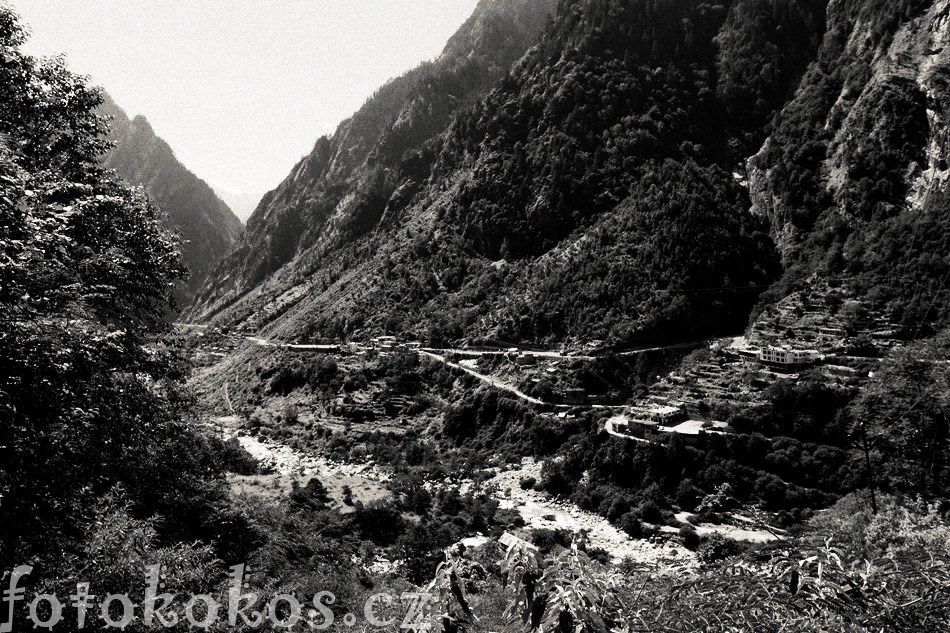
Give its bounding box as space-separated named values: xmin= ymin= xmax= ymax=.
xmin=605 ymin=278 xmax=903 ymax=443
xmin=186 ymin=278 xmax=906 ymax=447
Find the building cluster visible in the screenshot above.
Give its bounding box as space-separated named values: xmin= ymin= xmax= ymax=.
xmin=371 ymin=336 xmax=421 ymax=350
xmin=614 ymin=400 xmax=729 ymax=444
xmin=502 ymin=348 xmax=539 ymax=366
xmin=618 ymin=401 xmax=687 ymax=436
xmin=731 ymin=346 xmax=823 ymax=369
xmin=337 ymin=337 xmax=423 ymax=355
xmin=758 ymin=347 xmax=821 ymax=366
xmin=611 ymin=279 xmax=907 ymax=446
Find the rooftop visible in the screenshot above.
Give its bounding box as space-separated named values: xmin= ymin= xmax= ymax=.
xmin=664 ymin=420 xmax=730 ymax=436
xmin=649 ymin=405 xmax=682 ymax=415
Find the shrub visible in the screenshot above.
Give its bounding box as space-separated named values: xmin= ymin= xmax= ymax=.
xmin=698 ymin=534 xmax=746 ymax=562
xmin=675 ymin=479 xmax=702 ymax=510
xmin=636 ymin=500 xmax=664 ymax=524
xmin=289 ymin=477 xmax=331 ymax=512
xmin=351 ymin=501 xmax=406 ymax=546
xmin=679 ymin=525 xmax=701 ymax=550
xmin=217 ymin=437 xmax=259 ymax=475
xmin=538 ymin=459 xmax=574 ymax=496
xmin=519 ymin=476 xmax=537 ymax=490
xmin=620 ymin=512 xmax=643 ymax=538
xmin=530 ymin=528 xmax=573 ymax=556
xmin=281 ymin=403 xmax=299 ymax=425
xmin=606 ymin=496 xmax=632 ymax=523
xmin=586 ymin=547 xmax=611 ymax=564
xmin=246 ymin=410 xmax=266 ymax=431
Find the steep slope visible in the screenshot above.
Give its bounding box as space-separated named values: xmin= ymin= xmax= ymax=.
xmin=99 ymin=94 xmax=244 ymax=305
xmin=194 ymin=0 xmax=948 ymax=351
xmin=749 ymin=0 xmax=950 ymax=334
xmin=192 ymin=0 xmax=558 ymax=315
xmin=191 ymin=0 xmax=807 ymax=345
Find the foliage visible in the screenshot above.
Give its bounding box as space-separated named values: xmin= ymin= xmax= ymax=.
xmin=0 ymin=5 xmax=243 ymax=572
xmin=848 ymin=334 xmax=950 ymax=499
xmin=21 ymin=491 xmax=224 ymax=633
xmin=728 ymin=378 xmax=854 ymax=445
xmin=215 ymin=436 xmax=260 ymax=475
xmin=427 ymin=495 xmax=950 ymax=632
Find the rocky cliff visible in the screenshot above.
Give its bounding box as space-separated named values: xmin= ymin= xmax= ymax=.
xmin=748 ymin=0 xmax=950 ymax=330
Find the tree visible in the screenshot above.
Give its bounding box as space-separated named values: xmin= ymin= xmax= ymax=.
xmin=289 ymin=477 xmax=331 ymax=511
xmin=849 ymin=334 xmax=950 ymax=503
xmin=0 ymin=5 xmax=226 ymax=570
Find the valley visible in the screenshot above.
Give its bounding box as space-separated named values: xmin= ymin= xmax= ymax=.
xmin=4 ymin=0 xmax=950 ymax=629
xmin=218 ymin=417 xmax=702 ymax=568
xmin=172 ymin=0 xmax=950 ymax=615
xmin=182 ymin=272 xmax=915 ymax=583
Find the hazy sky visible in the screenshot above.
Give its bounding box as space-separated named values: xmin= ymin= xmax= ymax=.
xmin=13 ymin=0 xmax=480 ymax=200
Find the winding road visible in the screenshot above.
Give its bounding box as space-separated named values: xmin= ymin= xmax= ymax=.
xmin=419 ymin=350 xmax=547 ymax=405
xmin=232 ymin=333 xmax=708 ymax=409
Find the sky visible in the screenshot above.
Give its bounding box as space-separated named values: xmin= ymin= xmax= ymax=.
xmin=12 ymin=0 xmax=481 ymax=215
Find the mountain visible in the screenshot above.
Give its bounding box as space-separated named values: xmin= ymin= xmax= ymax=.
xmin=192 ymin=0 xmax=950 ymax=349
xmin=189 ymin=0 xmax=559 ymax=318
xmin=748 ymin=0 xmax=950 ymax=334
xmin=99 ymin=94 xmax=244 ymax=305
xmin=211 ymin=185 xmax=261 ymax=222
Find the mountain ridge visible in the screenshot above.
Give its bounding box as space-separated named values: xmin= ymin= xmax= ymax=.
xmin=191 ymin=0 xmax=560 ymax=317
xmin=192 ymin=0 xmax=950 ymax=349
xmin=99 ymin=93 xmax=244 ymax=305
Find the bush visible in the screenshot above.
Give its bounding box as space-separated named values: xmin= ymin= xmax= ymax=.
xmin=620 ymin=512 xmax=643 ymax=538
xmin=606 ymin=496 xmax=632 ymax=523
xmin=351 ymin=501 xmax=406 ymax=546
xmin=679 ymin=525 xmax=701 ymax=550
xmin=539 ymin=459 xmax=574 ymax=496
xmin=281 ymin=403 xmax=299 ymax=425
xmin=530 ymin=528 xmax=573 ymax=556
xmin=698 ymin=534 xmax=746 ymax=562
xmin=675 ymin=479 xmax=702 ymax=511
xmin=217 ymin=437 xmax=259 ymax=475
xmin=586 ymin=547 xmax=611 ymax=564
xmin=289 ymin=477 xmax=331 ymax=512
xmin=636 ymin=500 xmax=664 ymax=524
xmin=694 ymin=510 xmax=726 ymax=524
xmin=246 ymin=410 xmax=266 ymax=431
xmin=519 ymin=476 xmax=537 ymax=490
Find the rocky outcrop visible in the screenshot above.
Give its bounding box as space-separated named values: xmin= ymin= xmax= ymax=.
xmin=748 ymin=0 xmax=950 ymax=264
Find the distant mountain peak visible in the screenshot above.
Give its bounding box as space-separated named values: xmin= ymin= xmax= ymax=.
xmin=99 ymin=92 xmax=243 ymax=307
xmin=128 ymin=114 xmax=154 ymax=133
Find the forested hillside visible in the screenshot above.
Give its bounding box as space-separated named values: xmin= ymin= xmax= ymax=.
xmin=99 ymin=93 xmax=243 ymax=305
xmin=193 ymin=0 xmax=558 ymax=312
xmin=750 ymin=0 xmax=950 ymax=334
xmin=192 ymin=0 xmax=950 ymax=351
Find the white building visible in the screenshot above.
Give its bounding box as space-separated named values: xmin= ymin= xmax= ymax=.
xmin=758 ymin=347 xmax=820 ymax=365
xmin=646 ymin=404 xmax=686 ymax=424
